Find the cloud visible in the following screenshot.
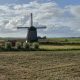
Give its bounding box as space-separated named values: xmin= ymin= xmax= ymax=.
xmin=66 ymin=5 xmax=80 ymax=17
xmin=0 ymin=1 xmax=80 ymax=37
xmin=0 ymin=1 xmax=64 ymax=29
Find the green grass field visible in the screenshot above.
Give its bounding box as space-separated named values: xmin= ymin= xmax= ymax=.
xmin=0 ymin=51 xmax=80 ymax=80
xmin=48 ymin=38 xmax=80 ymax=42
xmin=40 ymin=45 xmax=80 ymax=51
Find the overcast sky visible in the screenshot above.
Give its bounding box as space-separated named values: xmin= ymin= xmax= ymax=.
xmin=0 ymin=0 xmax=80 ymax=38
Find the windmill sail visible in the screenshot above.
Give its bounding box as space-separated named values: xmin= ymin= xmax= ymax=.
xmin=31 ymin=13 xmax=33 ymax=26
xmin=36 ymin=26 xmax=46 ymax=29
xmin=17 ymin=27 xmax=29 ymax=29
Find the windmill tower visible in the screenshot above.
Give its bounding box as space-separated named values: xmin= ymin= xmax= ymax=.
xmin=17 ymin=13 xmax=46 ymax=42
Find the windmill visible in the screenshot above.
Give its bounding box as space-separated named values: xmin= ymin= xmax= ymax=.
xmin=17 ymin=13 xmax=46 ymax=42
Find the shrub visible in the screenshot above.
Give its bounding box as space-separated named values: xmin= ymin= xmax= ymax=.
xmin=5 ymin=42 xmax=12 ymax=50
xmin=65 ymin=39 xmax=68 ymax=42
xmin=32 ymin=42 xmax=39 ymax=49
xmin=15 ymin=42 xmax=22 ymax=50
xmin=23 ymin=42 xmax=30 ymax=50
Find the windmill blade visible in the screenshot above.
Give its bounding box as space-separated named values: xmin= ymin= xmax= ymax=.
xmin=36 ymin=26 xmax=46 ymax=29
xmin=17 ymin=27 xmax=29 ymax=29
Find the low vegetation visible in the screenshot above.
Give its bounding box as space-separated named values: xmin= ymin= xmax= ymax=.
xmin=0 ymin=42 xmax=40 ymax=51
xmin=4 ymin=42 xmax=12 ymax=50
xmin=32 ymin=42 xmax=39 ymax=49
xmin=0 ymin=41 xmax=80 ymax=51
xmin=23 ymin=42 xmax=30 ymax=50
xmin=40 ymin=45 xmax=80 ymax=51
xmin=15 ymin=42 xmax=22 ymax=49
xmin=0 ymin=37 xmax=80 ymax=51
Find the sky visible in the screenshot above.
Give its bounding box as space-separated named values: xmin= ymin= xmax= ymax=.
xmin=0 ymin=0 xmax=80 ymax=38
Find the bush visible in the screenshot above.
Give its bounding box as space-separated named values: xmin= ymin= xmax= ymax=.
xmin=5 ymin=42 xmax=12 ymax=50
xmin=65 ymin=39 xmax=68 ymax=42
xmin=15 ymin=42 xmax=22 ymax=50
xmin=23 ymin=42 xmax=30 ymax=50
xmin=32 ymin=42 xmax=39 ymax=49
